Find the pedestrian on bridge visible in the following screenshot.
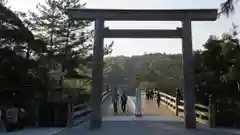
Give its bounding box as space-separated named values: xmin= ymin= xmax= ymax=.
xmin=150 ymin=90 xmax=154 ymax=100
xmin=156 ymin=92 xmax=161 ymax=108
xmin=121 ymin=93 xmax=128 ymax=112
xmin=146 ymin=90 xmax=150 ymax=100
xmin=105 ymin=84 xmax=110 ymax=92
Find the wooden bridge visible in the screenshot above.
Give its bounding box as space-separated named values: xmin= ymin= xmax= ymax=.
xmin=52 ymin=91 xmax=237 ymax=135
xmin=5 ymin=90 xmax=239 ymax=135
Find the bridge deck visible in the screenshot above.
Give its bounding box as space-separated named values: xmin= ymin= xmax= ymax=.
xmin=142 ymin=97 xmax=178 ymax=118
xmin=131 ymin=94 xmax=179 ymax=118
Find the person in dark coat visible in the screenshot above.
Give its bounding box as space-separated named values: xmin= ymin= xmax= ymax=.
xmin=150 ymin=90 xmax=154 ymax=100
xmin=121 ymin=93 xmax=128 ymax=112
xmin=156 ymin=92 xmax=161 ymax=108
xmin=146 ymin=90 xmax=149 ymax=100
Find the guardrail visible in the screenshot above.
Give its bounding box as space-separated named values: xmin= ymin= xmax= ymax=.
xmin=145 ymin=91 xmax=215 ymax=127
xmin=68 ymin=90 xmax=111 ymax=126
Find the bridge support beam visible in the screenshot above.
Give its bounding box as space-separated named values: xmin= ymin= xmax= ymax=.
xmin=181 ymin=20 xmax=196 ymax=129
xmin=90 ymin=19 xmax=104 ymax=129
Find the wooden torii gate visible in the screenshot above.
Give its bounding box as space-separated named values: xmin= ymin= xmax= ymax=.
xmin=67 ymin=8 xmax=218 ymax=129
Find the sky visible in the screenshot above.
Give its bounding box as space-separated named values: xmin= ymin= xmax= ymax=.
xmin=7 ymin=0 xmax=240 ymax=56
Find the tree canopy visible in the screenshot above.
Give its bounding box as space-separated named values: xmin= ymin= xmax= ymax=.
xmin=0 ymin=0 xmax=112 ymax=104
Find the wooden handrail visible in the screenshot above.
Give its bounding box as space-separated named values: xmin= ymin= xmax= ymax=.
xmin=157 ymin=91 xmax=210 ymax=124
xmin=67 ymin=90 xmax=111 ymax=126
xmin=160 ymin=92 xmax=176 ymax=101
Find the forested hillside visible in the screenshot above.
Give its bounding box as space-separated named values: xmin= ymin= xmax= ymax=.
xmin=104 ymin=32 xmax=240 ymax=105
xmin=104 ymin=53 xmax=183 ymax=95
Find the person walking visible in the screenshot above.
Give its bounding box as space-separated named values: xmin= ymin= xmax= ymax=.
xmin=105 ymin=84 xmax=110 ymax=92
xmin=121 ymin=93 xmax=128 ymax=112
xmin=146 ymin=90 xmax=149 ymax=100
xmin=150 ymin=90 xmax=154 ymax=100
xmin=156 ymin=92 xmax=161 ymax=108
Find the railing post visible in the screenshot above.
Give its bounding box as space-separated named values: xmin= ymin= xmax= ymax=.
xmin=208 ymin=94 xmax=216 ymax=128
xmin=175 ymin=88 xmax=181 ymax=116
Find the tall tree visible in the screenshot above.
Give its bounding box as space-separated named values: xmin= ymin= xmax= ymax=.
xmin=28 ymin=0 xmax=92 ymax=71
xmin=27 ymin=0 xmax=113 ymax=93
xmin=0 ymin=1 xmax=48 ymax=104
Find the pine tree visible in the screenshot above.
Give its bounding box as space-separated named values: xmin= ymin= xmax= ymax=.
xmin=28 ymin=0 xmax=92 ymax=70
xmin=27 ymin=0 xmax=113 ymax=89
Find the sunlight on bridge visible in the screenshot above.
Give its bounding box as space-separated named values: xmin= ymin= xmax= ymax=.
xmin=141 ymin=95 xmax=179 ymax=118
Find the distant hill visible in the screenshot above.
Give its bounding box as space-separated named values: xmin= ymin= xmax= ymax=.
xmin=104 ymin=53 xmax=183 ymax=96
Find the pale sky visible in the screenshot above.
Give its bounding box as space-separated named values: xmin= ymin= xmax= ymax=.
xmin=7 ymin=0 xmax=240 ymax=56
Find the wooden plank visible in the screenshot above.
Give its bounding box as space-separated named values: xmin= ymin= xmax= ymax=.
xmin=196 ymin=117 xmax=208 ymax=124
xmin=178 ymin=105 xmax=184 ymax=111
xmin=160 ymin=92 xmax=176 ymax=101
xmin=67 ymin=8 xmax=218 ymax=21
xmin=103 ymin=28 xmax=181 ymax=38
xmin=195 ymin=104 xmax=208 ymax=109
xmin=195 ymin=110 xmax=208 ymax=117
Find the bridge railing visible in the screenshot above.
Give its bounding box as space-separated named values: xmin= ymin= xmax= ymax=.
xmin=158 ymin=91 xmax=213 ymax=126
xmin=67 ymin=90 xmax=111 ymax=126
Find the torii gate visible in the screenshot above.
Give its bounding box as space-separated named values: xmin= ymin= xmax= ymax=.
xmin=67 ymin=8 xmax=218 ymax=129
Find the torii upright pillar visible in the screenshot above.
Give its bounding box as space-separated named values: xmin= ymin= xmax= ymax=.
xmin=181 ymin=20 xmax=196 ymax=129
xmin=90 ymin=18 xmax=105 ymax=129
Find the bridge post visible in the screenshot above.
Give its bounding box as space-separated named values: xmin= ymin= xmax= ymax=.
xmin=90 ymin=18 xmax=105 ymax=129
xmin=208 ymin=94 xmax=216 ymax=128
xmin=181 ymin=20 xmax=196 ymax=129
